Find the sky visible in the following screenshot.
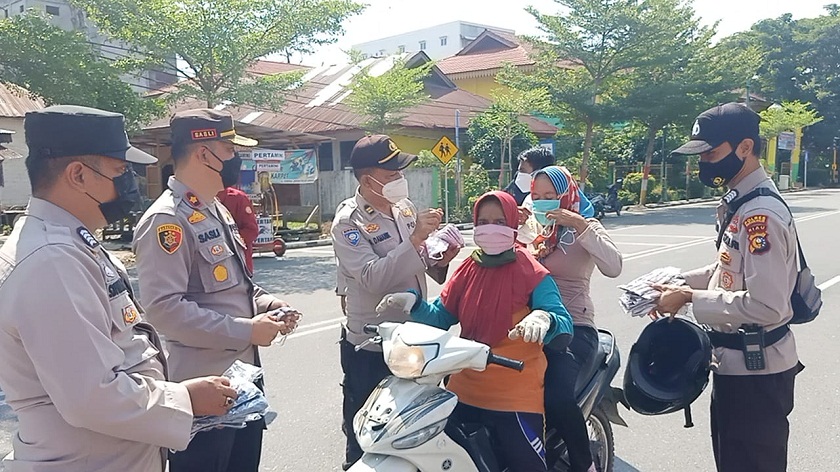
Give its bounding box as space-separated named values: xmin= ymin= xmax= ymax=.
xmin=293 ymin=0 xmax=834 ymax=66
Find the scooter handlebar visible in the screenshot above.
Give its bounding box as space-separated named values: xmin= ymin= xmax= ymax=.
xmin=487 ymin=353 xmax=524 ymax=371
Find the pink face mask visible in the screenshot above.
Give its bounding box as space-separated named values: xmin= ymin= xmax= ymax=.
xmin=473 ymin=224 xmax=516 ymax=255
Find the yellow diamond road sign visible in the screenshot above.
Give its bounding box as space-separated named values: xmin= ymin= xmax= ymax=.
xmin=431 ymin=136 xmax=458 ymax=165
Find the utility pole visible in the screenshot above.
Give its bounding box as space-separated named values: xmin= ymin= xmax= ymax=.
xmin=455 ymin=110 xmax=462 ymax=210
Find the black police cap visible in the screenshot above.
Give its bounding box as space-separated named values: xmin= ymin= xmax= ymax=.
xmin=672 ymin=102 xmax=761 ymax=156
xmin=349 ymin=135 xmax=417 ymax=171
xmin=25 ymin=105 xmax=156 ymax=164
xmin=170 ymin=109 xmax=258 ymax=148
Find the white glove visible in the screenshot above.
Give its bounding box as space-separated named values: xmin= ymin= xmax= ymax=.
xmin=508 ymin=310 xmax=551 ymax=344
xmin=375 ymin=292 xmax=418 ymax=315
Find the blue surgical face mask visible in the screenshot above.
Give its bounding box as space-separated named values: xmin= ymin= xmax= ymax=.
xmin=532 ymin=199 xmax=560 ymax=226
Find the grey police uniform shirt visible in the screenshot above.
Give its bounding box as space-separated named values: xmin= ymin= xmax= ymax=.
xmin=133 ymin=177 xmax=277 ymax=382
xmin=331 ymin=191 xmax=448 ymax=348
xmin=0 ymin=198 xmax=193 ymax=472
xmin=682 ymin=167 xmax=799 ymax=376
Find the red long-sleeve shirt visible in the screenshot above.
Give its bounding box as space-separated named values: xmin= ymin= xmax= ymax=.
xmin=216 ymin=187 xmax=259 ymax=272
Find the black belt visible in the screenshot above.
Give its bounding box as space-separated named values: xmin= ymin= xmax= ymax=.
xmin=707 ymin=325 xmax=790 ymax=350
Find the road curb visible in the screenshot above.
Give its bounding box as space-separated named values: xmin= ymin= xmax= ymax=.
xmin=285 ymin=239 xmax=333 ymax=249
xmin=630 ymin=187 xmax=808 ymax=211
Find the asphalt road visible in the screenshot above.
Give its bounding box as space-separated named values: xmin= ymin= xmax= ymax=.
xmin=1 ymin=188 xmax=839 ymax=471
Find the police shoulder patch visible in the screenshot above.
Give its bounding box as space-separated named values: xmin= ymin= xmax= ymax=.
xmin=744 ymin=214 xmax=770 ymax=255
xmin=157 ymin=223 xmax=183 ymax=254
xmin=76 ymin=227 xmax=100 ymax=250
xmin=343 ymin=228 xmax=362 ymax=246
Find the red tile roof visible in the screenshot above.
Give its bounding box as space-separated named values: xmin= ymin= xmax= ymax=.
xmin=438 ymin=30 xmax=535 ymax=76
xmin=0 ymin=82 xmax=45 ymax=118
xmin=438 ymin=30 xmax=576 ymax=78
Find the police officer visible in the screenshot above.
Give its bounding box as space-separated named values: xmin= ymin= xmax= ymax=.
xmin=0 ymin=105 xmax=237 ymax=472
xmin=133 ymin=109 xmax=300 ymax=472
xmin=652 ymin=103 xmax=803 ymax=472
xmin=332 ymin=135 xmax=459 ymax=469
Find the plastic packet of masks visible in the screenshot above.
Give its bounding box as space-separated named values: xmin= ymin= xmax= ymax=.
xmin=422 ymin=224 xmax=465 ymax=261
xmin=618 ymin=267 xmax=692 ymax=319
xmin=187 ymin=361 xmax=269 ymax=441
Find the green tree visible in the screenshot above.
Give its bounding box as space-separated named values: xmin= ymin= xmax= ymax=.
xmin=759 ymin=101 xmax=823 ymax=138
xmin=620 ymin=0 xmax=733 ymax=204
xmin=346 ymin=58 xmax=432 ymax=133
xmin=488 ymin=88 xmax=549 ymax=187
xmin=465 ymin=103 xmax=539 ymax=186
xmin=71 ymin=0 xmax=365 ymax=108
xmin=504 ymin=0 xmax=667 ymax=190
xmin=0 ymin=13 xmax=162 ymax=127
xmin=717 ymin=7 xmax=840 ymax=153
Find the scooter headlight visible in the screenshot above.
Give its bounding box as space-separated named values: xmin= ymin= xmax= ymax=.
xmin=391 ymin=418 xmax=447 ymax=450
xmin=387 ymin=338 xmax=430 ymax=378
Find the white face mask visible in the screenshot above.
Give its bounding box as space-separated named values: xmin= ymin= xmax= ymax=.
xmin=514 ymin=172 xmax=532 ymax=193
xmin=370 ymin=175 xmax=409 ymax=204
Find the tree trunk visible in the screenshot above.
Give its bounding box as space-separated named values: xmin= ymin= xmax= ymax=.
xmin=498 ymin=137 xmax=507 ymax=188
xmin=639 ymin=125 xmax=659 ymax=205
xmin=579 ymin=119 xmax=595 ymax=191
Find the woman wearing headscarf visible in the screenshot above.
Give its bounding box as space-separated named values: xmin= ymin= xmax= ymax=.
xmin=378 ymin=190 xmax=573 ymax=472
xmin=529 ymin=166 xmax=623 ymax=472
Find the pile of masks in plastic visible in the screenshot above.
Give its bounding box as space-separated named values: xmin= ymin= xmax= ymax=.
xmin=189 ymin=361 xmax=268 ymax=441
xmin=422 ymin=224 xmax=465 ymax=262
xmin=618 ymin=267 xmax=692 ymax=318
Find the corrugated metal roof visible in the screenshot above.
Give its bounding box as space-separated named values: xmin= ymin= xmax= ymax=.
xmin=0 ymin=146 xmax=23 ymax=161
xmin=0 ymin=82 xmax=45 ymax=118
xmin=145 ymin=60 xmax=310 ymax=97
xmin=142 ymin=54 xmax=557 ymax=139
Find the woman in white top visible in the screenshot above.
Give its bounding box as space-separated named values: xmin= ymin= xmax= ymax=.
xmin=527 ymin=166 xmax=623 ymax=472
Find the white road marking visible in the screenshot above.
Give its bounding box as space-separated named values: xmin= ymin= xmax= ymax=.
xmin=285 ymin=207 xmax=840 ymax=340
xmin=613 ymin=234 xmax=705 ymax=239
xmin=614 ymin=242 xmax=677 ymax=247
xmin=623 ymin=238 xmax=710 ymax=259
xmin=818 ymin=276 xmax=840 ymax=291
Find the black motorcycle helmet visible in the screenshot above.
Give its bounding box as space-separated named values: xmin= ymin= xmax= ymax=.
xmin=624 ymin=317 xmax=712 ymax=427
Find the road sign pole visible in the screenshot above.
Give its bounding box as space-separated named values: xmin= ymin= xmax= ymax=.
xmin=804 ymin=151 xmax=808 ymax=189
xmin=431 ymin=135 xmax=459 ymax=220
xmin=455 ymin=110 xmax=461 ymax=210
xmin=444 ymin=171 xmax=449 ymax=223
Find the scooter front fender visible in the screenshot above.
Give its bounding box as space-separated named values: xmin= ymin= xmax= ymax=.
xmin=347 ymin=453 xmax=417 ymax=472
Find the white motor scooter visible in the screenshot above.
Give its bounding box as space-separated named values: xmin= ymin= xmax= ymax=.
xmin=348 ymin=321 xmax=527 ymax=472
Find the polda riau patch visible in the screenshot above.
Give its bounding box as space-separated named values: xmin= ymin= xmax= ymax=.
xmin=744 ymin=214 xmax=770 ymax=255
xmin=157 ymin=224 xmax=183 ymax=254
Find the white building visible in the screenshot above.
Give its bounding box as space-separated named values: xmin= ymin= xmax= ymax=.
xmin=352 ymin=21 xmax=514 ymax=61
xmin=1 ymin=0 xmax=177 ymax=93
